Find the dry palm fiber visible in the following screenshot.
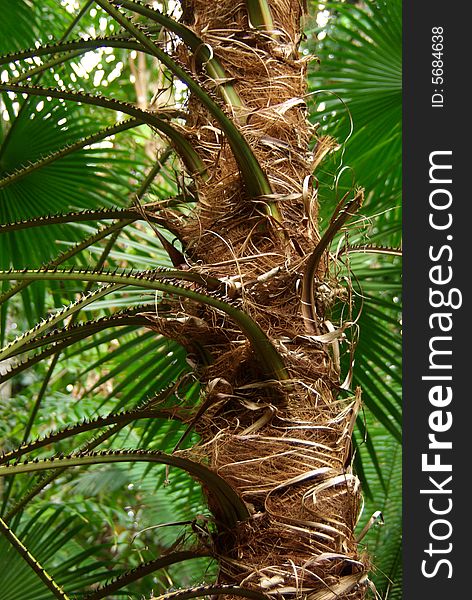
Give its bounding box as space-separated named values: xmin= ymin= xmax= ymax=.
xmin=145 ymin=1 xmax=369 ymax=598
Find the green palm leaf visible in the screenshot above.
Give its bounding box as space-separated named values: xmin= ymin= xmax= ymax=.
xmin=0 ymin=507 xmax=118 ymax=600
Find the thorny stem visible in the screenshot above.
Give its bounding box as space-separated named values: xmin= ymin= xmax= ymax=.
xmin=0 ymin=155 xmax=171 ymax=516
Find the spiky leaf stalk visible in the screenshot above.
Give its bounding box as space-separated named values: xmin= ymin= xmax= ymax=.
xmin=0 ymin=451 xmax=250 ymax=527
xmin=0 ymin=269 xmax=288 ymax=380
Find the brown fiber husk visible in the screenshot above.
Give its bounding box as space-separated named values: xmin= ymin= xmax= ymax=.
xmin=146 ymin=1 xmax=369 ymax=598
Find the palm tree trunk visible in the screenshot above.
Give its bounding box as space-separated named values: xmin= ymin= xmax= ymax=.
xmin=150 ymin=1 xmax=369 ymax=597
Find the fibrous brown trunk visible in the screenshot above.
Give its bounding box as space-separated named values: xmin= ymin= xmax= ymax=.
xmin=150 ymin=1 xmax=369 ymax=598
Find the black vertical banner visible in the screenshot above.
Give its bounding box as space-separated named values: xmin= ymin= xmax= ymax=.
xmin=403 ymin=1 xmax=469 ymax=598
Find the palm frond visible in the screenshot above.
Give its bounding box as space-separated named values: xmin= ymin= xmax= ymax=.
xmin=0 ymin=507 xmax=118 ymax=600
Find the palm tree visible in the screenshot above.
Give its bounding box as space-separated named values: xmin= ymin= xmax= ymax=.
xmin=0 ymin=1 xmax=401 ymax=599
